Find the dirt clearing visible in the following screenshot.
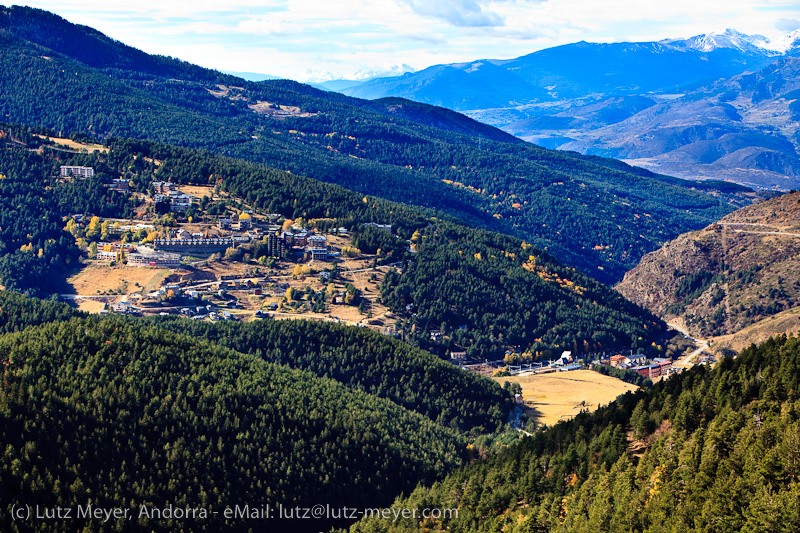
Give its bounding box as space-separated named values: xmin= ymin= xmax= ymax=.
xmin=74 ymin=300 xmax=107 ymax=314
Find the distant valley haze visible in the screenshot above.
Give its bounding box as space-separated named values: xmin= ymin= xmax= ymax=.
xmin=339 ymin=28 xmax=800 ymax=189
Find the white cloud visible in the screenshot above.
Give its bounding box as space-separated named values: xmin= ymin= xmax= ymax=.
xmin=776 ymin=18 xmax=800 ymax=32
xmin=403 ymin=32 xmax=448 ymax=45
xmin=399 ymin=0 xmax=505 ymax=27
xmin=237 ymin=18 xmax=295 ymax=36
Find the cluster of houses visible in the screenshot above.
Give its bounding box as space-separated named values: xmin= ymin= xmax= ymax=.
xmin=593 ymin=354 xmax=675 ymax=378
xmin=153 ymin=226 xmax=291 ymax=259
xmin=279 ymin=229 xmax=332 ymax=260
xmin=71 ymin=173 xmax=380 ymax=285
xmin=155 ymin=192 xmax=193 ymax=213
xmin=147 ymin=181 xmax=193 ymax=212
xmin=95 ymin=242 xmax=137 ymax=261
xmin=152 ymin=181 xmax=176 ymax=194
xmin=109 ymin=223 xmax=155 ymax=235
xmin=147 ymin=277 xmax=270 ymax=301
xmin=95 ymin=242 xmax=182 ymax=268
xmin=89 ymin=213 xmax=333 ymax=264
xmin=110 ymin=301 xmax=255 ymax=322
xmin=218 ymin=213 xmax=253 ymax=231
xmin=59 ymin=166 xmax=129 ymax=194
xmin=459 ymin=348 xmax=682 ymax=380
xmin=67 ymin=171 xmax=345 ymax=264
xmin=147 ymin=210 xmax=333 ymax=261
xmin=459 ymin=350 xmax=583 ymax=377
xmin=127 ymin=251 xmax=182 ymax=268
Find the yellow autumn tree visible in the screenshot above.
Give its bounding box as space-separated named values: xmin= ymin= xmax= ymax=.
xmin=292 ymin=264 xmax=303 ymax=279
xmin=85 ymin=216 xmax=102 ymax=239
xmin=64 ymin=218 xmax=83 ymax=239
xmin=100 ymin=220 xmax=112 ymax=240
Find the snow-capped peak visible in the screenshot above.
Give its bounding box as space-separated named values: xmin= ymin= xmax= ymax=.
xmin=661 ymin=28 xmax=800 ymax=56
xmin=767 ymin=29 xmax=800 ymax=54
xmin=675 ymin=29 xmax=777 ymax=54
xmin=303 ymin=64 xmax=416 ymax=83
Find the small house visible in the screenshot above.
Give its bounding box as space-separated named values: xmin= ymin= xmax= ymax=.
xmin=450 ymin=351 xmax=467 ymax=361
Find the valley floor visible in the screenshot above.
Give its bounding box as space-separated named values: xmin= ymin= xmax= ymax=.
xmin=492 ymin=370 xmax=638 ymax=427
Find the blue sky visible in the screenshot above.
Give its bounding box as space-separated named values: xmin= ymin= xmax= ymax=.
xmin=18 ymin=1 xmax=800 ymax=82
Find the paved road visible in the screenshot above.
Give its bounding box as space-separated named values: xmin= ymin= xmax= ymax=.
xmin=668 ymin=322 xmax=709 ymax=367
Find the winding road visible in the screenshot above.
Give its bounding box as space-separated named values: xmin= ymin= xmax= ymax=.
xmin=668 ymin=322 xmax=709 ymax=368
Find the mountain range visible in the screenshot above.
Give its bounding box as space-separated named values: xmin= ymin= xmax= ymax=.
xmin=341 ymin=29 xmax=800 ymax=189
xmin=0 ymin=5 xmax=758 ymax=283
xmin=344 ymin=29 xmax=800 ymax=105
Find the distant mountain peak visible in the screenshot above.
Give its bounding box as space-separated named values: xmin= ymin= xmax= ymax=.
xmin=663 ymin=28 xmax=779 ymax=55
xmin=305 ymin=64 xmax=416 ymax=84
xmin=658 ymin=28 xmax=800 ymax=56
xmin=770 ymin=29 xmax=800 ymax=54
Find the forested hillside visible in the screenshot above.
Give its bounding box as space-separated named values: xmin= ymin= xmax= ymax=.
xmin=151 ymin=317 xmax=511 ymax=433
xmin=0 ymin=6 xmax=745 ymax=282
xmin=381 ymin=223 xmax=664 ymax=359
xmin=0 ymin=125 xmax=137 ymax=296
xmin=0 ymin=314 xmax=475 ymax=532
xmin=0 ymin=290 xmax=83 ymax=333
xmin=349 ymin=332 xmax=800 ymax=532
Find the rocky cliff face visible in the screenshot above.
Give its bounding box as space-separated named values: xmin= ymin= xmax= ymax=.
xmin=617 ymin=191 xmax=800 ymax=336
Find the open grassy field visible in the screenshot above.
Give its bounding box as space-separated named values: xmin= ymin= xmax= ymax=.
xmin=65 ymin=263 xmax=172 ymax=296
xmin=74 ymin=299 xmax=107 ymax=314
xmin=177 ymin=185 xmax=215 ymax=198
xmin=492 ymin=370 xmax=638 ymax=427
xmin=35 ymin=135 xmax=108 ymax=153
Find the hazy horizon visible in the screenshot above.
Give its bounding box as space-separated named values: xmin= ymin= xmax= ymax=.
xmin=13 ymin=1 xmax=800 ymax=82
